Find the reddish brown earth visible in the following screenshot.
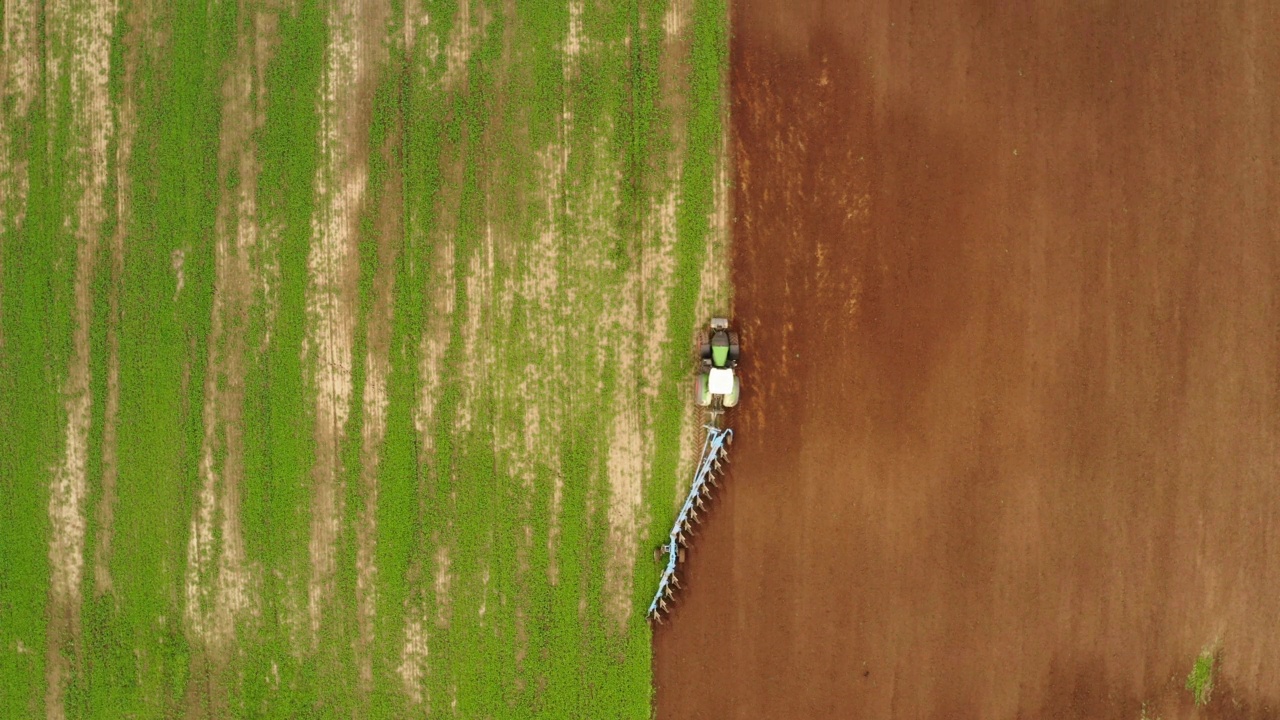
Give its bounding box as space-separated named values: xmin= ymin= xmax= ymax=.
xmin=655 ymin=2 xmax=1280 ymax=719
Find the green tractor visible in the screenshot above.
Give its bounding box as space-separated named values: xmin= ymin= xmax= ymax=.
xmin=694 ymin=318 xmax=740 ymax=417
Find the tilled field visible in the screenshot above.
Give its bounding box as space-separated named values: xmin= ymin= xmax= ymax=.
xmin=0 ymin=0 xmax=728 ymax=716
xmin=655 ymin=2 xmax=1280 ymax=719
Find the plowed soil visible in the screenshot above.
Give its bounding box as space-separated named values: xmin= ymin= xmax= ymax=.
xmin=654 ymin=2 xmax=1280 ymax=719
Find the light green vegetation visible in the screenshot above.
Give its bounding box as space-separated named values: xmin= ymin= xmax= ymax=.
xmin=1185 ymin=648 xmax=1218 ymax=708
xmin=0 ymin=12 xmax=63 ymax=717
xmin=0 ymin=0 xmax=727 ymax=716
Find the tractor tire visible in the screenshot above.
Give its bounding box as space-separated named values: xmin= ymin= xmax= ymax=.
xmin=693 ymin=372 xmax=712 ymax=407
xmin=723 ymin=375 xmax=741 ymax=408
xmin=728 ymin=332 xmax=740 ymax=364
xmin=698 ymin=332 xmax=712 ymax=362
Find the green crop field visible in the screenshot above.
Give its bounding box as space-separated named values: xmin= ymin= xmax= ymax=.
xmin=0 ymin=0 xmax=728 ymax=716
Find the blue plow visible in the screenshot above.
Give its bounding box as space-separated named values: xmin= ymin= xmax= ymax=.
xmin=646 ymin=425 xmax=733 ymax=623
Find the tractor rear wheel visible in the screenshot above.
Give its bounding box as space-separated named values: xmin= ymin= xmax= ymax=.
xmin=693 ymin=372 xmax=712 ymax=407
xmin=723 ymin=375 xmax=741 ymax=408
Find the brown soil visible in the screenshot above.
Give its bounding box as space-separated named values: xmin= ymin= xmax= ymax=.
xmin=654 ymin=3 xmax=1280 ymax=719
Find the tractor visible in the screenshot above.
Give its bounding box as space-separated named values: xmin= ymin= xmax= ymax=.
xmin=694 ymin=317 xmax=740 ymax=416
xmin=646 ymin=320 xmax=740 ymax=624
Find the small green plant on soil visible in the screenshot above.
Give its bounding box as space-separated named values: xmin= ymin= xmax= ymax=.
xmin=1185 ymin=649 xmax=1217 ymax=707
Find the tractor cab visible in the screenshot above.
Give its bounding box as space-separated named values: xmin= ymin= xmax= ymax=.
xmin=708 ymin=329 xmax=735 ymax=369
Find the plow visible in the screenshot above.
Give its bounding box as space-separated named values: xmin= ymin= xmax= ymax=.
xmin=647 ymin=318 xmax=740 ymax=624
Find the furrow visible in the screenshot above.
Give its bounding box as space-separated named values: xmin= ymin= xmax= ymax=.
xmin=42 ymin=0 xmax=117 ymax=715
xmin=305 ymin=0 xmax=374 ymax=640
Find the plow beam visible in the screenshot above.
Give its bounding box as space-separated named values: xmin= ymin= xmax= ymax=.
xmin=646 ymin=426 xmax=734 ymax=621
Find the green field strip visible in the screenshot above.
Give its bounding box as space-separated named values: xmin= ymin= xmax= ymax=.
xmin=371 ymin=1 xmax=461 ymax=716
xmin=237 ymin=0 xmax=327 ymax=715
xmin=420 ymin=2 xmax=501 ymax=710
xmin=0 ymin=63 xmax=64 ymax=716
xmin=497 ymin=1 xmax=573 ymax=713
xmin=437 ymin=0 xmax=678 ymax=713
xmin=642 ymin=0 xmax=727 ymax=608
xmin=0 ymin=0 xmax=727 ymax=716
xmin=111 ymin=0 xmax=237 ymax=714
xmin=341 ymin=3 xmax=407 ymax=712
xmin=369 ymin=29 xmax=431 ymax=720
xmin=67 ymin=151 xmax=122 ymax=718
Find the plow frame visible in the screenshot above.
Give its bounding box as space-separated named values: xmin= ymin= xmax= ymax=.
xmin=647 ymin=424 xmax=734 ymax=621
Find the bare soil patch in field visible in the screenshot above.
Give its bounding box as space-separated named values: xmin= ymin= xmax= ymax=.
xmin=655 ymin=2 xmax=1280 ymax=719
xmin=304 ymin=0 xmax=387 ymax=642
xmin=0 ymin=0 xmax=40 ymax=273
xmin=43 ymin=0 xmax=118 ymax=715
xmin=183 ymin=7 xmax=278 ymax=661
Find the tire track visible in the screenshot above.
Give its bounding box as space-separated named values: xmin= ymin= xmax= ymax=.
xmin=354 ymin=103 xmax=402 ymax=694
xmin=446 ymin=0 xmax=495 ymax=442
xmin=413 ymin=236 xmax=456 ymax=459
xmin=674 ymin=103 xmax=731 ymax=506
xmin=90 ymin=0 xmax=141 ymax=601
xmin=540 ymin=0 xmax=579 ymax=593
xmin=183 ymin=7 xmax=277 ymax=653
xmin=0 ymin=0 xmax=41 ymax=346
xmin=42 ymin=0 xmax=117 ymax=716
xmin=398 ymin=3 xmax=489 ymax=700
xmin=502 ymin=139 xmax=567 ymax=675
xmin=602 ymin=0 xmax=697 ymax=631
xmin=305 ymin=0 xmax=385 ymax=642
xmin=0 ymin=0 xmax=40 ymax=187
xmin=397 ymin=616 xmax=430 ymax=705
